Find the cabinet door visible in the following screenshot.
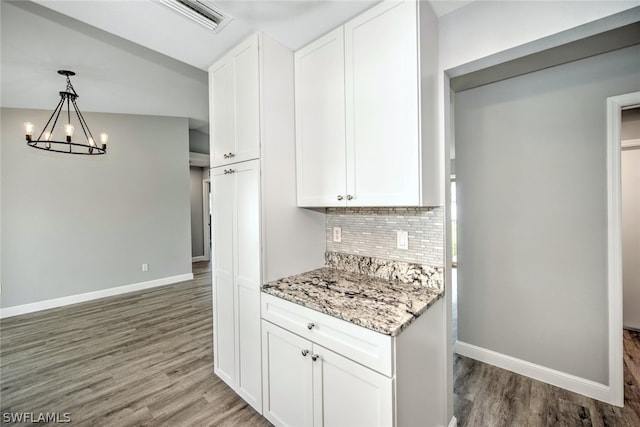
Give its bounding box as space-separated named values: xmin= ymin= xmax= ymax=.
xmin=344 ymin=1 xmax=420 ymax=206
xmin=210 ymin=58 xmax=235 ymax=167
xmin=295 ymin=27 xmax=347 ymax=207
xmin=233 ymin=159 xmax=262 ymax=411
xmin=210 ymin=35 xmax=260 ymax=167
xmin=212 ymin=160 xmax=262 ymax=412
xmin=231 ymin=35 xmax=261 ymax=165
xmin=313 ymin=344 xmax=394 ymax=427
xmin=211 ymin=165 xmax=236 ymax=387
xmin=262 ymin=321 xmax=314 ymax=427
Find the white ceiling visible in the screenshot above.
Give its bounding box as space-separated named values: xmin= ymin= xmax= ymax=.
xmin=31 ymin=1 xmax=475 ymax=71
xmin=32 ymin=0 xmax=382 ymax=71
xmin=2 ymin=0 xmax=476 ymax=131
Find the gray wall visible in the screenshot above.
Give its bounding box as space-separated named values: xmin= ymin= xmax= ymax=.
xmin=1 ymin=107 xmax=192 ymax=308
xmin=622 ymin=108 xmax=640 ymax=330
xmin=189 ymin=130 xmax=209 ymax=154
xmin=190 ymin=166 xmax=205 ymax=258
xmin=454 ymin=44 xmax=640 ymax=384
xmin=1 ymin=1 xmax=208 ymax=129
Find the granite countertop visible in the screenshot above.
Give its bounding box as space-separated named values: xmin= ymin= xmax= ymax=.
xmin=262 ymin=267 xmax=444 ymax=337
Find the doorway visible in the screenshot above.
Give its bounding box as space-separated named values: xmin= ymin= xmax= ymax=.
xmin=203 ymin=179 xmax=212 ymax=262
xmin=606 ymin=91 xmax=640 ymax=407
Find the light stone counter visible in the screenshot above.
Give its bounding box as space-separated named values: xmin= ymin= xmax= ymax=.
xmin=262 ymin=255 xmax=444 ymax=336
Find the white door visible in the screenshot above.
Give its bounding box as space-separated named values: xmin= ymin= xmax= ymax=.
xmin=313 ymin=344 xmax=394 ymax=427
xmin=233 ymin=159 xmax=262 ymax=411
xmin=211 ymin=165 xmax=236 ymax=387
xmin=262 ymin=321 xmax=314 ymax=427
xmin=345 ymin=0 xmax=420 ymax=206
xmin=295 ymin=27 xmax=348 ymax=207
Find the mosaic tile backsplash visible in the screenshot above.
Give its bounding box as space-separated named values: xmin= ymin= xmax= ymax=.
xmin=326 ymin=207 xmax=444 ymax=267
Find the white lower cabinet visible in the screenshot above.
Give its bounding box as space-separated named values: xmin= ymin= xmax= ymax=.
xmin=262 ymin=321 xmax=393 ymax=427
xmin=261 ymin=293 xmax=447 ymax=427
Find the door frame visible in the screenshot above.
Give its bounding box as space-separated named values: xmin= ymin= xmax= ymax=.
xmin=202 ymin=178 xmax=211 ymax=262
xmin=606 ymin=90 xmax=640 ymax=407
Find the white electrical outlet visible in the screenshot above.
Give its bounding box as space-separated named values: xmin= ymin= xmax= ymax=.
xmin=397 ymin=231 xmax=408 ymax=250
xmin=333 ymin=226 xmax=342 ymax=243
xmin=142 ymin=263 xmax=149 ymax=272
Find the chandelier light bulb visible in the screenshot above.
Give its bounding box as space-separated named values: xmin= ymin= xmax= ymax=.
xmin=64 ymin=123 xmax=75 ymax=142
xmin=43 ymin=131 xmax=52 ymax=149
xmin=88 ymin=137 xmax=95 ymax=147
xmin=100 ymin=133 xmax=109 ymax=149
xmin=24 ymin=122 xmax=34 ymax=141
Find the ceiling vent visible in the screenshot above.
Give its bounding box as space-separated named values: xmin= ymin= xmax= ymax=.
xmin=159 ymin=0 xmax=232 ymax=32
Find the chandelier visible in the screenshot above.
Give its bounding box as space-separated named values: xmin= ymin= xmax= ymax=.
xmin=24 ymin=70 xmax=108 ymax=155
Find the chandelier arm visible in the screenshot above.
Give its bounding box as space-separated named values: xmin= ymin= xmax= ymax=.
xmin=36 ymin=97 xmax=65 ymax=141
xmin=71 ymin=98 xmax=95 ymax=144
xmin=66 ymin=95 xmax=73 ymax=153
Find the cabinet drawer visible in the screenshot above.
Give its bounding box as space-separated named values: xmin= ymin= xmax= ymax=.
xmin=262 ymin=293 xmax=393 ymax=377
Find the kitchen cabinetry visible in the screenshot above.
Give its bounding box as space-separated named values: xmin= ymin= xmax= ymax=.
xmin=261 ymin=293 xmax=446 ymax=427
xmin=294 ymin=0 xmax=442 ymax=207
xmin=294 ymin=27 xmax=347 ymax=207
xmin=209 ymin=33 xmax=326 ymax=415
xmin=211 ymin=160 xmax=261 ymax=410
xmin=209 ymin=34 xmax=260 ymax=167
xmin=262 ymin=321 xmax=393 ymax=427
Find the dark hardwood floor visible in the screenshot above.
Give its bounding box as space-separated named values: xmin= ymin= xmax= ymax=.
xmin=2 ymin=262 xmax=639 ymax=426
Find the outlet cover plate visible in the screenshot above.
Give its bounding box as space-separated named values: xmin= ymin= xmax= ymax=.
xmin=333 ymin=227 xmax=342 ymax=243
xmin=397 ymin=231 xmax=408 ymax=250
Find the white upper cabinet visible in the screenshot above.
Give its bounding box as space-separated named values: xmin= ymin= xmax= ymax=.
xmin=295 ymin=28 xmax=347 ymax=207
xmin=345 ymin=1 xmax=420 ymax=207
xmin=210 ymin=35 xmax=260 ymax=167
xmin=295 ymin=0 xmax=443 ymax=207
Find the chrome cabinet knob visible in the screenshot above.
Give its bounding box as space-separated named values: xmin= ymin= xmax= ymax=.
xmin=223 ymin=169 xmax=235 ymax=175
xmin=228 ymin=152 xmax=235 ymax=158
xmin=307 ymin=322 xmax=315 ymax=330
xmin=301 ymin=349 xmax=309 ymax=357
xmin=311 ymin=354 xmax=319 ymax=362
xmin=223 ymin=153 xmax=229 ymax=159
xmin=337 ymin=195 xmax=344 ymax=201
xmin=346 ymin=195 xmax=353 ymax=200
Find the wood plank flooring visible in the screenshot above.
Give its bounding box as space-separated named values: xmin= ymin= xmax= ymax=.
xmin=2 ymin=262 xmax=639 ymax=426
xmin=454 ymin=329 xmax=640 ymax=426
xmin=0 ymin=262 xmax=270 ymax=426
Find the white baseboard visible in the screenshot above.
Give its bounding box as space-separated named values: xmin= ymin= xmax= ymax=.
xmin=455 ymin=341 xmax=614 ymax=404
xmin=447 ymin=416 xmax=457 ymax=427
xmin=0 ymin=273 xmax=194 ymax=319
xmin=192 ymin=255 xmax=208 ymax=262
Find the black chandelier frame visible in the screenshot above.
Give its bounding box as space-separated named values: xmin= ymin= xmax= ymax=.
xmin=26 ymin=70 xmax=107 ymax=155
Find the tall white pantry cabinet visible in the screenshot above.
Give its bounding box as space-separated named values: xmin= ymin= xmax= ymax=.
xmin=208 ymin=33 xmax=326 ymax=413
